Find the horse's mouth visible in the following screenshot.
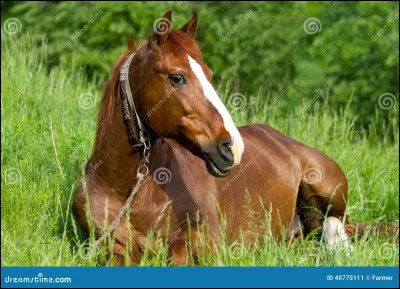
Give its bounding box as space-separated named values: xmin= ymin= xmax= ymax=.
xmin=203 ymin=155 xmax=231 ymax=178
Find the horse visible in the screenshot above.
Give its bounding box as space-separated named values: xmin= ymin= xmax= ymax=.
xmin=73 ymin=10 xmax=353 ymax=265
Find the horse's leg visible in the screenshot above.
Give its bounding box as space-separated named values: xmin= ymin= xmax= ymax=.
xmin=297 ymin=183 xmax=326 ymax=236
xmin=322 ymin=216 xmax=352 ymax=254
xmin=110 ymin=219 xmax=145 ymax=266
xmin=106 ymin=241 xmax=131 ymax=266
xmin=285 ymin=209 xmax=303 ymax=244
xmin=74 ymin=182 xmax=144 ymax=265
xmin=168 ymin=238 xmax=190 ymax=266
xmin=167 ymin=227 xmax=202 ymax=266
xmin=102 ymin=230 xmax=144 ymax=266
xmin=297 ymin=154 xmax=353 ymax=253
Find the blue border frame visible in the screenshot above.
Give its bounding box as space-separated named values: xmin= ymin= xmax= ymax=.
xmin=1 ymin=266 xmax=399 ymax=288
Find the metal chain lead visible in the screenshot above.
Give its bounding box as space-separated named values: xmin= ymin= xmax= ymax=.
xmin=94 ymin=139 xmax=151 ymax=248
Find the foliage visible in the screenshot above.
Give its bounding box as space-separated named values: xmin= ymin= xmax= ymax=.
xmin=1 ymin=1 xmax=399 ymax=120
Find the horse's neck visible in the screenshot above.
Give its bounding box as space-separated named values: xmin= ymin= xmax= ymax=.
xmin=90 ymin=107 xmax=141 ymax=191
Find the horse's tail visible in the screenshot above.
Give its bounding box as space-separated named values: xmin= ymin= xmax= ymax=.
xmin=350 ymin=222 xmax=399 ymax=242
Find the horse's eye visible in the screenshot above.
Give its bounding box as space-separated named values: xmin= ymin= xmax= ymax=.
xmin=169 ymin=74 xmax=187 ymax=87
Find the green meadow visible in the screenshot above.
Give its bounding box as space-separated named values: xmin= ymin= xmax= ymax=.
xmin=1 ymin=34 xmax=398 ymax=266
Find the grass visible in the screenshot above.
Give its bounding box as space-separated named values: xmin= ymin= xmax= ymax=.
xmin=1 ymin=35 xmax=399 ymax=266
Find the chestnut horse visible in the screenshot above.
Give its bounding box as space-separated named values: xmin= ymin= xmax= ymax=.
xmin=73 ymin=10 xmax=352 ymax=265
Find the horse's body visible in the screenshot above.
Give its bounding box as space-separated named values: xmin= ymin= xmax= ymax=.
xmin=74 ymin=123 xmax=349 ymax=264
xmin=73 ymin=10 xmax=351 ymax=265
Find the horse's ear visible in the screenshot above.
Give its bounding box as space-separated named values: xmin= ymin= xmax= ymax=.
xmin=180 ymin=11 xmax=198 ymax=39
xmin=150 ymin=9 xmax=172 ymax=47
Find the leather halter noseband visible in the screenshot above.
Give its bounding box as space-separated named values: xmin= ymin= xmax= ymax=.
xmin=120 ymin=51 xmax=150 ymax=148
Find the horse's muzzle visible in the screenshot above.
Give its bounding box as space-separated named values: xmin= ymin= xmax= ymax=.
xmin=202 ymin=138 xmax=234 ymax=178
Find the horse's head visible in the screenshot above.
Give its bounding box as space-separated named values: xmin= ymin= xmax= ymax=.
xmin=132 ymin=10 xmax=244 ymax=177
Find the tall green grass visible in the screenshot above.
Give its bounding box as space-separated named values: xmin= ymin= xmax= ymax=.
xmin=1 ymin=35 xmax=399 ymax=266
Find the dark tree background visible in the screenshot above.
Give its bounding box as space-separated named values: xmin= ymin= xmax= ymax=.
xmin=2 ymin=1 xmax=398 ymax=122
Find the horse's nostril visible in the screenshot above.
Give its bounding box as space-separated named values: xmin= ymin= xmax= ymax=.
xmin=218 ymin=138 xmax=234 ymax=163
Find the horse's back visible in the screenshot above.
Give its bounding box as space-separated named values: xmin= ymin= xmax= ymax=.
xmin=239 ymin=123 xmax=347 ymax=186
xmin=239 ymin=123 xmax=348 ymax=203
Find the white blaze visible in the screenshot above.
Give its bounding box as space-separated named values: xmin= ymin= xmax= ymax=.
xmin=188 ymin=56 xmax=244 ymax=166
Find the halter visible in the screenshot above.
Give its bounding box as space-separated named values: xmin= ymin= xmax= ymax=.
xmin=120 ymin=51 xmax=151 ymax=175
xmin=120 ymin=51 xmax=150 ymax=147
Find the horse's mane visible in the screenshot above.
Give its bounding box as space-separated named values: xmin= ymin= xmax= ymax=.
xmin=94 ymin=39 xmax=137 ymax=150
xmin=94 ymin=30 xmax=199 ymax=150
